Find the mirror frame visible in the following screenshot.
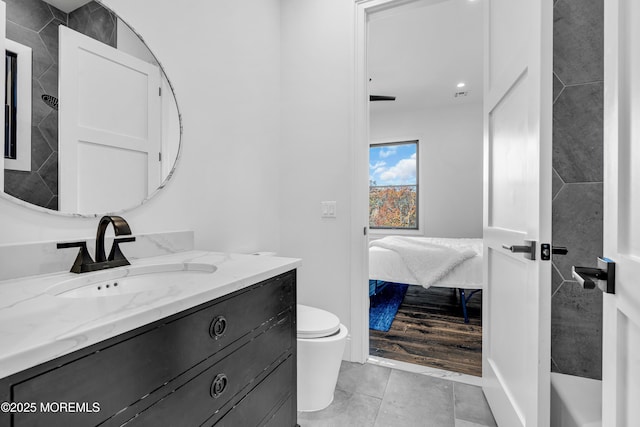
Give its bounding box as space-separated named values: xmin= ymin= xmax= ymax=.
xmin=0 ymin=0 xmax=183 ymax=218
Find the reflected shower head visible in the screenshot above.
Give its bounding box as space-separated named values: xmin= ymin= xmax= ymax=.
xmin=41 ymin=94 xmax=58 ymax=111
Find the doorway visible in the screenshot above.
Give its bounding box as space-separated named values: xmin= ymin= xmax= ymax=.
xmin=362 ymin=0 xmax=484 ymax=377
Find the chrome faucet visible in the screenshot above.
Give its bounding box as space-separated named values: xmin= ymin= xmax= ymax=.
xmin=57 ymin=215 xmax=136 ymax=273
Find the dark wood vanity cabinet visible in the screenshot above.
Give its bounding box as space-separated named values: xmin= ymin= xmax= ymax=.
xmin=0 ymin=270 xmax=297 ymax=427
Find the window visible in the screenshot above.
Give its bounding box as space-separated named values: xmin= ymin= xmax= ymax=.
xmin=3 ymin=40 xmax=32 ymax=172
xmin=4 ymin=51 xmax=17 ymax=160
xmin=369 ymin=140 xmax=418 ymax=229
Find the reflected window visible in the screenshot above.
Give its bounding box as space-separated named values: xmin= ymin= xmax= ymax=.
xmin=4 ymin=50 xmax=17 ymax=160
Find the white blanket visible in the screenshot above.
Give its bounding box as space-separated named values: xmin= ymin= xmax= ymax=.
xmin=369 ymin=236 xmax=478 ymax=287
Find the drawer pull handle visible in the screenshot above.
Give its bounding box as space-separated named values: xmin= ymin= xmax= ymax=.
xmin=209 ymin=316 xmax=227 ymax=339
xmin=210 ymin=373 xmax=228 ymax=398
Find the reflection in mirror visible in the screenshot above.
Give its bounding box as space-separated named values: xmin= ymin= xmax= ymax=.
xmin=2 ymin=0 xmax=180 ymax=215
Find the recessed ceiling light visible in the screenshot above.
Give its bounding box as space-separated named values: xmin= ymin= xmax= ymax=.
xmin=457 ymin=82 xmax=466 ymax=88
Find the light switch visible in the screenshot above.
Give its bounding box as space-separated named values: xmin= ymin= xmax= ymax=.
xmin=321 ymin=201 xmax=337 ymax=218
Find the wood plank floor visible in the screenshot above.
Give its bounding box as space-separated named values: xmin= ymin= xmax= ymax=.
xmin=369 ymin=285 xmax=483 ymax=377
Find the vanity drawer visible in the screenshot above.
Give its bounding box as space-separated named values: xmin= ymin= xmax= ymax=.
xmin=10 ymin=271 xmax=295 ymax=427
xmin=211 ymin=355 xmax=295 ymax=427
xmin=122 ymin=312 xmax=294 ymax=426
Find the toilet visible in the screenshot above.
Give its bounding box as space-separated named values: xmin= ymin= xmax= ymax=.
xmin=297 ymin=304 xmax=348 ymax=412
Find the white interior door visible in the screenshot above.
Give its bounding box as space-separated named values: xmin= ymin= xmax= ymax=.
xmin=482 ymin=0 xmax=552 ymax=426
xmin=602 ymin=0 xmax=640 ymax=424
xmin=58 ymin=25 xmax=161 ymax=214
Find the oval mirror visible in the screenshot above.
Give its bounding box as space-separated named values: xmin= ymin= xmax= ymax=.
xmin=2 ymin=0 xmax=181 ymax=216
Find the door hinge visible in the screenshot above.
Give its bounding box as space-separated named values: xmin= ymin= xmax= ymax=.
xmin=158 ymin=152 xmax=162 ymax=162
xmin=159 ymin=87 xmax=162 ymax=96
xmin=363 ymin=227 xmax=367 ymax=236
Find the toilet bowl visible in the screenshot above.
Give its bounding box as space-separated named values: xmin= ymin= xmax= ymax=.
xmin=297 ymin=304 xmax=348 ymax=412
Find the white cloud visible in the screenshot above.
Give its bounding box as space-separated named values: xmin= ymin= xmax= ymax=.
xmin=369 ymin=160 xmax=386 ymax=169
xmin=378 ymin=147 xmax=397 ymax=158
xmin=379 ymin=157 xmax=416 ymax=184
xmin=374 ymin=166 xmax=387 ymax=175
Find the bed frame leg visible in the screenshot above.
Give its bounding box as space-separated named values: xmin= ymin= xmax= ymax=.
xmin=459 ymin=288 xmax=469 ymax=323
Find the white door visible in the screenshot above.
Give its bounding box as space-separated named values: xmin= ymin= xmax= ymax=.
xmin=482 ymin=0 xmax=552 ymax=425
xmin=602 ymin=0 xmax=640 ymax=424
xmin=58 ymin=26 xmax=161 ymax=214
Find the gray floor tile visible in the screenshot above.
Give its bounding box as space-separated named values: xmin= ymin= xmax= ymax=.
xmin=297 ymin=388 xmax=382 ymax=427
xmin=453 ymin=383 xmax=497 ymax=426
xmin=455 ymin=419 xmax=492 ymax=427
xmin=336 ymin=361 xmax=391 ymax=399
xmin=374 ymin=369 xmax=455 ymax=427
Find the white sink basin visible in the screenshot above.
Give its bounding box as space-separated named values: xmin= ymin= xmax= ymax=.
xmin=47 ymin=262 xmax=216 ymax=298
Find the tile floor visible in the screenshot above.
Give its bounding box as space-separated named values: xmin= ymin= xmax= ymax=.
xmin=298 ymin=361 xmax=497 ymax=427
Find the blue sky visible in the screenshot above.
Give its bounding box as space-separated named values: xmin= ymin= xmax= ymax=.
xmin=369 ymin=143 xmax=417 ymax=186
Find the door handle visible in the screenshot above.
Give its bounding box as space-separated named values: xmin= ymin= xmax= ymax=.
xmin=571 ymin=257 xmax=615 ymax=294
xmin=502 ymin=240 xmax=536 ymax=260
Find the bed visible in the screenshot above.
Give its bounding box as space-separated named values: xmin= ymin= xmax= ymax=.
xmin=369 ymin=236 xmax=483 ymax=323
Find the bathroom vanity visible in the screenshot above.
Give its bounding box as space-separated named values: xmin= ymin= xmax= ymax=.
xmin=0 ymin=251 xmax=300 ymax=426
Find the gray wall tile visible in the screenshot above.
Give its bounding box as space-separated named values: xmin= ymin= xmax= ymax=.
xmin=39 ymin=154 xmax=58 ymax=194
xmin=553 ymin=0 xmax=604 ymax=85
xmin=551 ymin=281 xmax=602 ymax=379
xmin=30 ymin=126 xmax=52 ymax=171
xmin=5 ymin=0 xmax=53 ymax=32
xmin=6 ymin=21 xmax=54 ymax=79
xmin=552 ymin=264 xmax=563 ymax=296
xmin=553 ymin=73 xmax=565 ymax=103
xmin=552 ymin=0 xmax=603 ymax=381
xmin=4 ymin=170 xmax=54 ymax=207
xmin=31 ymin=80 xmax=50 ymax=126
xmin=552 ymin=82 xmax=603 ymax=183
xmin=552 ymin=168 xmax=564 ymax=200
xmin=552 ymin=183 xmax=603 ymax=280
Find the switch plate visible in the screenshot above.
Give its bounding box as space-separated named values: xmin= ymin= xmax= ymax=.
xmin=321 ymin=201 xmax=337 ymax=218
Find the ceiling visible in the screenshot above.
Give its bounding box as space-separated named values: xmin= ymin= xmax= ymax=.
xmin=42 ymin=0 xmax=92 ymax=14
xmin=368 ymin=0 xmax=483 ymax=112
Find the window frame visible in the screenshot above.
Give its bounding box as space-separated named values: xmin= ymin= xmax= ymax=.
xmin=369 ymin=139 xmax=420 ymax=233
xmin=4 ymin=39 xmax=32 ymax=172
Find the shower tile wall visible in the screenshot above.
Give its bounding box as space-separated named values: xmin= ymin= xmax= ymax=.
xmin=551 ymin=0 xmax=603 ymax=380
xmin=3 ymin=0 xmax=116 ymax=210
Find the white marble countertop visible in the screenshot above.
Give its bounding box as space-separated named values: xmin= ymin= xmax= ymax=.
xmin=0 ymin=251 xmax=301 ymax=379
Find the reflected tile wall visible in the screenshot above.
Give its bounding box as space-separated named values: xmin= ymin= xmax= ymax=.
xmin=551 ymin=0 xmax=604 ymax=380
xmin=3 ymin=0 xmax=116 ymax=210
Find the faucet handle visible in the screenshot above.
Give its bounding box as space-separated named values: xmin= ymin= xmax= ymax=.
xmin=57 ymin=241 xmax=95 ymax=274
xmin=108 ymin=236 xmax=136 ymax=263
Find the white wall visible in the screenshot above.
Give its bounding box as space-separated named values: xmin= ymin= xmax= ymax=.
xmin=1 ymin=0 xmax=366 ymax=362
xmin=0 ymin=0 xmax=282 ymax=257
xmin=279 ymin=0 xmax=355 ymax=337
xmin=370 ymin=102 xmax=483 ymax=238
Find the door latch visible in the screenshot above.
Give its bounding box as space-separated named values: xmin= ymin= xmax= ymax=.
xmin=571 ymin=257 xmax=615 ymax=294
xmin=502 ymin=240 xmax=536 ymax=260
xmin=540 ymin=244 xmax=568 ymax=261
